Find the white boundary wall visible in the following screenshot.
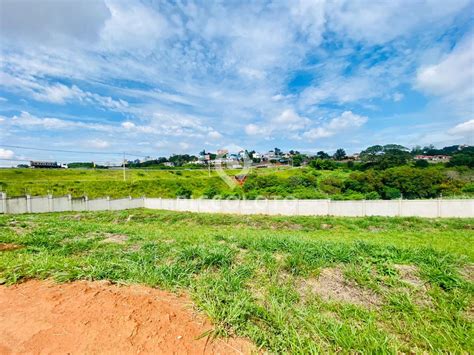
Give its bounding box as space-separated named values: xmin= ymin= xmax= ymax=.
xmin=0 ymin=193 xmax=472 ymax=218
xmin=144 ymin=198 xmax=474 ymax=218
xmin=0 ymin=193 xmax=145 ymax=214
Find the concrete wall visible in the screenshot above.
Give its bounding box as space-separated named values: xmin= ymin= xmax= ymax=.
xmin=0 ymin=193 xmax=472 ymax=217
xmin=144 ymin=198 xmax=474 ymax=218
xmin=0 ymin=194 xmax=144 ymax=214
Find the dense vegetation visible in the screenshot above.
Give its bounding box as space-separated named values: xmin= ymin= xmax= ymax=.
xmin=1 ymin=210 xmax=472 ymax=352
xmin=1 ymin=144 xmax=472 ymax=199
xmin=1 ymin=163 xmax=472 ymax=200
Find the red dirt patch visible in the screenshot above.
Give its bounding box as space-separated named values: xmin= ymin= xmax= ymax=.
xmin=0 ymin=280 xmax=253 ymax=354
xmin=0 ymin=243 xmax=23 ymax=252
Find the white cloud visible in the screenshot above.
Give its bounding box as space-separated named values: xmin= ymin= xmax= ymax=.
xmin=222 ymin=143 xmax=245 ymax=152
xmin=121 ymin=121 xmax=136 ymax=130
xmin=449 ymin=119 xmax=474 ymax=136
xmin=238 ymin=67 xmax=265 ymax=80
xmin=290 ymin=0 xmax=326 ymax=45
xmin=245 ymin=124 xmax=260 ymax=135
xmin=0 ymin=149 xmax=15 ymax=159
xmin=244 ymin=109 xmax=310 ymax=138
xmin=302 ymin=127 xmax=333 ymax=140
xmin=326 ymin=0 xmax=470 ymax=44
xmin=179 ymin=142 xmax=190 ymax=151
xmin=326 ymin=111 xmax=368 ymax=130
xmin=272 ymin=109 xmax=311 ymax=131
xmin=393 ymin=92 xmax=404 ymax=102
xmin=33 ymin=83 xmax=129 ymax=110
xmin=32 ymin=83 xmax=83 ymax=104
xmin=0 ymin=0 xmax=110 ymax=44
xmin=302 ymin=111 xmax=368 ymax=140
xmin=416 ymin=33 xmax=474 ymax=111
xmin=87 ymin=139 xmax=110 ymax=149
xmin=0 ymin=74 xmax=130 ymax=111
xmin=99 ymin=1 xmax=169 ymax=52
xmin=7 ymin=111 xmax=111 ymax=131
xmin=208 ymin=130 xmax=223 ymax=139
xmin=299 ymin=75 xmax=380 ymax=106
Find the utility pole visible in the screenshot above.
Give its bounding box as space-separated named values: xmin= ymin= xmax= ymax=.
xmin=123 ymin=152 xmax=126 ymax=182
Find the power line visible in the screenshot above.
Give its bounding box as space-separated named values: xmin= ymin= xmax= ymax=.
xmin=0 ymin=144 xmax=145 ymax=157
xmin=0 ymin=158 xmax=123 ymax=164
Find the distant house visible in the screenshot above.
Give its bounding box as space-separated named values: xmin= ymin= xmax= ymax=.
xmin=263 ymin=150 xmax=277 ymax=161
xmin=415 ymin=155 xmax=451 ymax=162
xmin=163 ymin=162 xmax=175 ymax=167
xmin=30 ymin=161 xmax=61 ymax=169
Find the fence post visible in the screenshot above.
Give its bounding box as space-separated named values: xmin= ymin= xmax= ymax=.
xmin=437 ymin=198 xmax=441 ymax=218
xmin=1 ymin=192 xmax=7 ymax=214
xmin=84 ymin=196 xmax=89 ymax=211
xmin=68 ymin=194 xmax=72 ymax=211
xmin=107 ymin=196 xmax=111 ymax=210
xmin=26 ymin=195 xmax=32 ymax=213
xmin=48 ymin=194 xmax=53 ymax=212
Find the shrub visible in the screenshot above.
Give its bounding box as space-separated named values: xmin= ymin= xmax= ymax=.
xmin=319 ymin=176 xmax=344 ymax=194
xmin=383 ymin=187 xmax=401 ymax=199
xmin=365 ymin=191 xmax=381 ymax=200
xmin=462 ymin=183 xmax=474 ymax=194
xmin=310 ymin=159 xmax=336 ymax=170
xmin=414 ymin=159 xmax=429 ymax=168
xmin=176 ymin=186 xmax=192 ymax=198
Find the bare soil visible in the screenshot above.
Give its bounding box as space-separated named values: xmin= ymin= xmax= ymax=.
xmin=0 ymin=280 xmax=253 ymax=354
xmin=0 ymin=243 xmax=23 ymax=252
xmin=100 ymin=233 xmax=129 ymax=244
xmin=394 ymin=264 xmax=424 ymax=287
xmin=460 ymin=263 xmax=474 ymax=283
xmin=394 ymin=264 xmax=432 ymax=307
xmin=300 ymin=267 xmax=381 ymax=308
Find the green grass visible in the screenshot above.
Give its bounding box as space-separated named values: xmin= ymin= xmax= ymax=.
xmin=0 ymin=210 xmax=473 ymax=352
xmin=0 ymin=167 xmax=345 ymax=199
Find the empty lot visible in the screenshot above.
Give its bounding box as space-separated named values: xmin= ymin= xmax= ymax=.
xmin=1 ymin=210 xmax=473 ymax=352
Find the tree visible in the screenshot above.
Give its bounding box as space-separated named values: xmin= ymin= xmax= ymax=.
xmin=176 ymin=186 xmax=192 ymax=198
xmin=360 ymin=144 xmax=411 ymax=169
xmin=333 ymin=148 xmax=347 ymax=161
xmin=274 ymin=147 xmax=282 ymax=156
xmin=447 ymin=148 xmax=474 ymax=168
xmin=414 ymin=159 xmax=429 ymax=168
xmin=310 ymin=159 xmax=336 ymax=170
xmin=316 ymin=151 xmax=330 ymax=159
xmin=292 ymin=154 xmax=304 ymax=167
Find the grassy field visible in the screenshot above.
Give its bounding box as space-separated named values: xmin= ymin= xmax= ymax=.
xmin=1 ymin=209 xmax=473 ymax=352
xmin=0 ymin=167 xmax=346 ymax=198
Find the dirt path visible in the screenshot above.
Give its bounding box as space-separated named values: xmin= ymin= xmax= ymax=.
xmin=0 ymin=280 xmax=253 ymax=354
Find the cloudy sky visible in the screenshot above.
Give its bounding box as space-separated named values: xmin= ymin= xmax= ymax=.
xmin=0 ymin=0 xmax=473 ymax=164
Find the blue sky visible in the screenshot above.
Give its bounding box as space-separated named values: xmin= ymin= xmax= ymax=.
xmin=0 ymin=0 xmax=473 ymax=165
